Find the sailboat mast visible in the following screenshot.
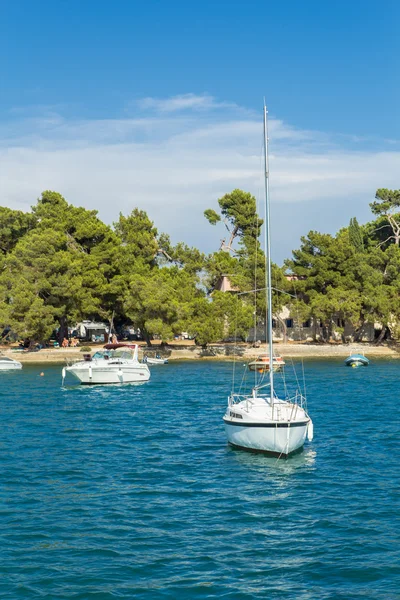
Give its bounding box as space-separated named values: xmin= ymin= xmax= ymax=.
xmin=263 ymin=103 xmax=274 ymax=404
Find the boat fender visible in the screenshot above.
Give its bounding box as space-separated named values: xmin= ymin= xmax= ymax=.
xmin=89 ymin=365 xmax=92 ymax=381
xmin=307 ymin=419 xmax=314 ymax=442
xmin=62 ymin=367 xmax=66 ymax=386
xmin=118 ymin=369 xmax=123 ymax=383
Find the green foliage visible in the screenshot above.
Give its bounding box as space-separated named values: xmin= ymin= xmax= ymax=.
xmin=188 ymin=292 xmax=253 ymax=347
xmin=204 ymin=209 xmax=221 ymax=226
xmin=114 ymin=209 xmax=159 ymax=266
xmin=370 ymin=188 xmax=400 ymax=216
xmin=349 ymin=217 xmax=364 ymax=252
xmin=370 ymin=188 xmax=400 ymax=246
xmin=204 ymin=189 xmax=263 ymax=254
xmin=123 ymin=266 xmax=202 ymax=343
xmin=80 ymin=346 xmax=92 ymax=352
xmin=287 ymin=196 xmax=400 ymax=342
xmin=204 ymin=189 xmax=267 ymax=310
xmin=2 ymin=183 xmax=400 ymax=347
xmin=217 ymin=189 xmax=262 ymax=241
xmin=0 ymin=207 xmax=35 ymax=255
xmin=0 ymin=191 xmax=122 ymax=341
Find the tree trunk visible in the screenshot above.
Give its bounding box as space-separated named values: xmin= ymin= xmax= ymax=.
xmin=275 ymin=315 xmax=287 ymax=343
xmin=375 ymin=326 xmax=388 ymax=345
xmin=313 ymin=318 xmax=318 ymax=342
xmin=142 ymin=327 xmax=152 ymax=347
xmin=387 ymin=213 xmax=400 ymax=245
xmin=328 ymin=319 xmax=334 ymax=342
xmin=353 ymin=320 xmax=365 ymax=342
xmin=58 ymin=315 xmax=68 ymax=345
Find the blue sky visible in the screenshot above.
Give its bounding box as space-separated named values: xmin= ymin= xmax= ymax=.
xmin=0 ymin=0 xmax=399 ymax=262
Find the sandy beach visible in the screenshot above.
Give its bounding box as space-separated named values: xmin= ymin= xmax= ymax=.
xmin=1 ymin=341 xmax=399 ymax=364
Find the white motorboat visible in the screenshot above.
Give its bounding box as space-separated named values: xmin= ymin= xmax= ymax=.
xmin=144 ymin=355 xmax=168 ymax=365
xmin=62 ymin=343 xmax=150 ymax=385
xmin=248 ymin=353 xmax=285 ymax=372
xmin=0 ymin=356 xmax=22 ymax=370
xmin=223 ymin=104 xmax=313 ymax=458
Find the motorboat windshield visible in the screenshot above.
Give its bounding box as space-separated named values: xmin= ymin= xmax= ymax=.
xmin=92 ymin=349 xmax=134 ymax=360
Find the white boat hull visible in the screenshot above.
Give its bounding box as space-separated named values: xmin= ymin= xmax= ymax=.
xmin=224 ymin=397 xmax=311 ymax=457
xmin=146 ymin=357 xmax=168 ymax=365
xmin=0 ymin=360 xmax=22 ymax=370
xmin=65 ymin=362 xmax=150 ymax=384
xmin=224 ymin=420 xmax=308 ymax=456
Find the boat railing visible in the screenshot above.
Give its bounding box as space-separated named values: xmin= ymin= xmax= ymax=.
xmin=229 ymin=390 xmax=306 ymax=409
xmin=229 ymin=393 xmax=248 ymax=406
xmin=229 ymin=393 xmax=257 ymax=412
xmin=291 ymin=390 xmax=306 ymax=408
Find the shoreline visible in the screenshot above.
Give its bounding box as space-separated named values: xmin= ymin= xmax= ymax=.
xmin=1 ymin=342 xmax=399 ymax=364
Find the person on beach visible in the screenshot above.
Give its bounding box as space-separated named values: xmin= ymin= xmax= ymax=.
xmin=62 ymin=337 xmax=69 ymax=348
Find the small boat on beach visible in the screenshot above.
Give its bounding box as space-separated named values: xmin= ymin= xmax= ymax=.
xmin=62 ymin=343 xmax=150 ymax=385
xmin=345 ymin=353 xmax=369 ymax=367
xmin=248 ymin=353 xmax=285 ymax=372
xmin=0 ymin=356 xmax=22 ymax=370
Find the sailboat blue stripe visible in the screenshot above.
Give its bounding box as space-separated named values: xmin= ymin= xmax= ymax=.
xmin=223 ymin=418 xmax=309 ymax=428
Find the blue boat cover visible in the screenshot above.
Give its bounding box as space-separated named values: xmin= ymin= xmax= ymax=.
xmin=344 ymin=354 xmax=369 ymax=366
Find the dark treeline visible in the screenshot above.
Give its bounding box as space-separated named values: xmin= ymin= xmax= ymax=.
xmin=0 ymin=187 xmax=399 ymax=346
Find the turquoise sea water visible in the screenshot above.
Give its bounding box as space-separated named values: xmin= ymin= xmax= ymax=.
xmin=1 ymin=360 xmax=399 ymax=599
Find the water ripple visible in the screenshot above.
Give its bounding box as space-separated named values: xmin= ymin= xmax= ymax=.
xmin=0 ymin=360 xmax=399 ymax=599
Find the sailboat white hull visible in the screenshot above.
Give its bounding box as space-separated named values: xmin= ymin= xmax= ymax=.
xmin=223 ymin=396 xmax=311 ymax=457
xmin=224 ymin=420 xmax=308 ymax=456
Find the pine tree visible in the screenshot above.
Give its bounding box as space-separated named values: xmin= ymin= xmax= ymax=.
xmin=349 ymin=217 xmax=364 ymax=252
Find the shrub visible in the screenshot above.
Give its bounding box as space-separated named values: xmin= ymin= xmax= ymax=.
xmin=80 ymin=346 xmax=92 ymax=352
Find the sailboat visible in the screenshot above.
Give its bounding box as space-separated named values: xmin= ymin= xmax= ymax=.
xmin=223 ymin=104 xmax=313 ymax=457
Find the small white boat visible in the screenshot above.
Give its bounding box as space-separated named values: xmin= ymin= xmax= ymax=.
xmin=62 ymin=343 xmax=150 ymax=385
xmin=248 ymin=353 xmax=285 ymax=372
xmin=0 ymin=356 xmax=22 ymax=370
xmin=145 ymin=356 xmax=168 ymax=365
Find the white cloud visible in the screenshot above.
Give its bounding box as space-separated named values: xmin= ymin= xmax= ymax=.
xmin=137 ymin=93 xmax=238 ymax=113
xmin=0 ymin=95 xmax=399 ymax=262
